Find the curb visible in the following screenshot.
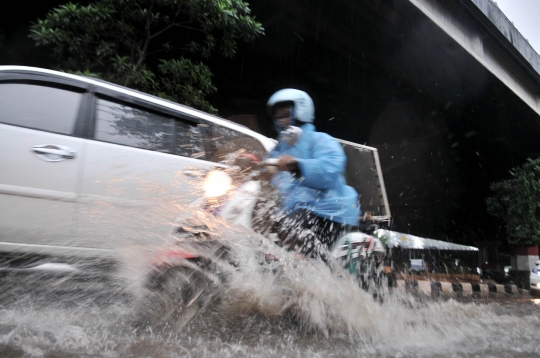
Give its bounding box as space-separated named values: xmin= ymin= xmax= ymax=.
xmin=393 ymin=279 xmax=529 ymax=296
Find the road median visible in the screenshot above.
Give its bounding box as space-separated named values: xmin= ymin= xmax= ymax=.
xmin=392 ymin=279 xmax=529 ymax=297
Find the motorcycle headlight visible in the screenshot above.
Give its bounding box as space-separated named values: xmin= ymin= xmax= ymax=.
xmin=203 ymin=170 xmax=232 ymax=198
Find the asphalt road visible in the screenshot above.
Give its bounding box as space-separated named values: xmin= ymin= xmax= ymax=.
xmin=0 ymin=271 xmax=539 ymax=357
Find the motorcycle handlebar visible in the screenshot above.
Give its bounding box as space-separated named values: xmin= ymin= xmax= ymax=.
xmin=261 ymin=158 xmax=279 ymax=167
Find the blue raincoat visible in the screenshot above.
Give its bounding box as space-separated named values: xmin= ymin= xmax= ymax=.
xmin=268 ymin=123 xmax=360 ymax=225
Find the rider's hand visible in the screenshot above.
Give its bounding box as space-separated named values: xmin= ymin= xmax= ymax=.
xmin=276 ymin=155 xmax=298 ymax=171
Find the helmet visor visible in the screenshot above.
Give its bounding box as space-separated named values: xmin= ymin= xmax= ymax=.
xmin=272 ymin=103 xmax=295 ymax=131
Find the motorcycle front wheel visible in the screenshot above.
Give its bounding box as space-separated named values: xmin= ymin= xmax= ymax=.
xmin=134 ymin=265 xmax=220 ymax=333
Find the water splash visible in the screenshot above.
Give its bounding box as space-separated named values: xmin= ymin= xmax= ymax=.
xmin=1 ymin=216 xmax=539 ymax=357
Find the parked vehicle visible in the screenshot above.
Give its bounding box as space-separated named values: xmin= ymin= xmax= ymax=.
xmin=0 ymin=66 xmax=275 ymax=274
xmin=531 ymin=260 xmax=540 ymax=297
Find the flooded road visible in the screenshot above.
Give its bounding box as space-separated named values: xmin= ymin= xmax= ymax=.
xmin=1 ymin=248 xmax=539 ymax=358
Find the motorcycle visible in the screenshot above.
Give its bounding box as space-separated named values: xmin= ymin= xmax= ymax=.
xmin=137 ymin=154 xmax=389 ymax=330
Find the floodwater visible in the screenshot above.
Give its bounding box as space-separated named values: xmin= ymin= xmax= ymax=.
xmin=0 ymin=222 xmax=539 ymax=358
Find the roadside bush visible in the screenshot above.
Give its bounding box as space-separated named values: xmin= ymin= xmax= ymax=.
xmin=483 ymin=269 xmax=530 ymax=289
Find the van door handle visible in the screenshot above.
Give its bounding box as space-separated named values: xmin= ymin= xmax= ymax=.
xmin=31 ymin=144 xmax=76 ymax=162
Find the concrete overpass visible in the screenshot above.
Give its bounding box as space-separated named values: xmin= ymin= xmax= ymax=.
xmin=412 ymin=0 xmax=540 ymax=116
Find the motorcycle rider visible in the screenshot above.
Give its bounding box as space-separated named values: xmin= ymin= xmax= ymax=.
xmin=265 ymin=88 xmax=360 ymax=261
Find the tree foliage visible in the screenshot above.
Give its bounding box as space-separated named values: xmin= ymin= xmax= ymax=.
xmin=30 ymin=0 xmax=264 ymax=113
xmin=486 ymin=157 xmax=540 ymax=246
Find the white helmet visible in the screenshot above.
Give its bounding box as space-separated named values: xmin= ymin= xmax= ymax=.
xmin=266 ymin=88 xmax=315 ymax=124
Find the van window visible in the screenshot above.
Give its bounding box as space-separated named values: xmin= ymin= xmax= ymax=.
xmin=95 ymin=98 xmax=174 ymax=153
xmin=0 ymin=83 xmax=82 ymax=134
xmin=208 ymin=125 xmax=266 ymax=163
xmin=95 ymin=96 xmax=266 ymax=161
xmin=175 ymin=121 xmax=209 ymax=160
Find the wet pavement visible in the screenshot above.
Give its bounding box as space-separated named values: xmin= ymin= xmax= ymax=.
xmin=0 ymin=262 xmax=539 ymax=358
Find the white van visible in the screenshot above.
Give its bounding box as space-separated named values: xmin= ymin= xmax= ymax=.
xmin=0 ymin=66 xmax=275 ymax=272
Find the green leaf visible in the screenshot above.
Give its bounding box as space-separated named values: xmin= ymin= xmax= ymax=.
xmin=486 ymin=157 xmax=540 ymax=246
xmin=29 ymin=0 xmax=264 ymax=112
